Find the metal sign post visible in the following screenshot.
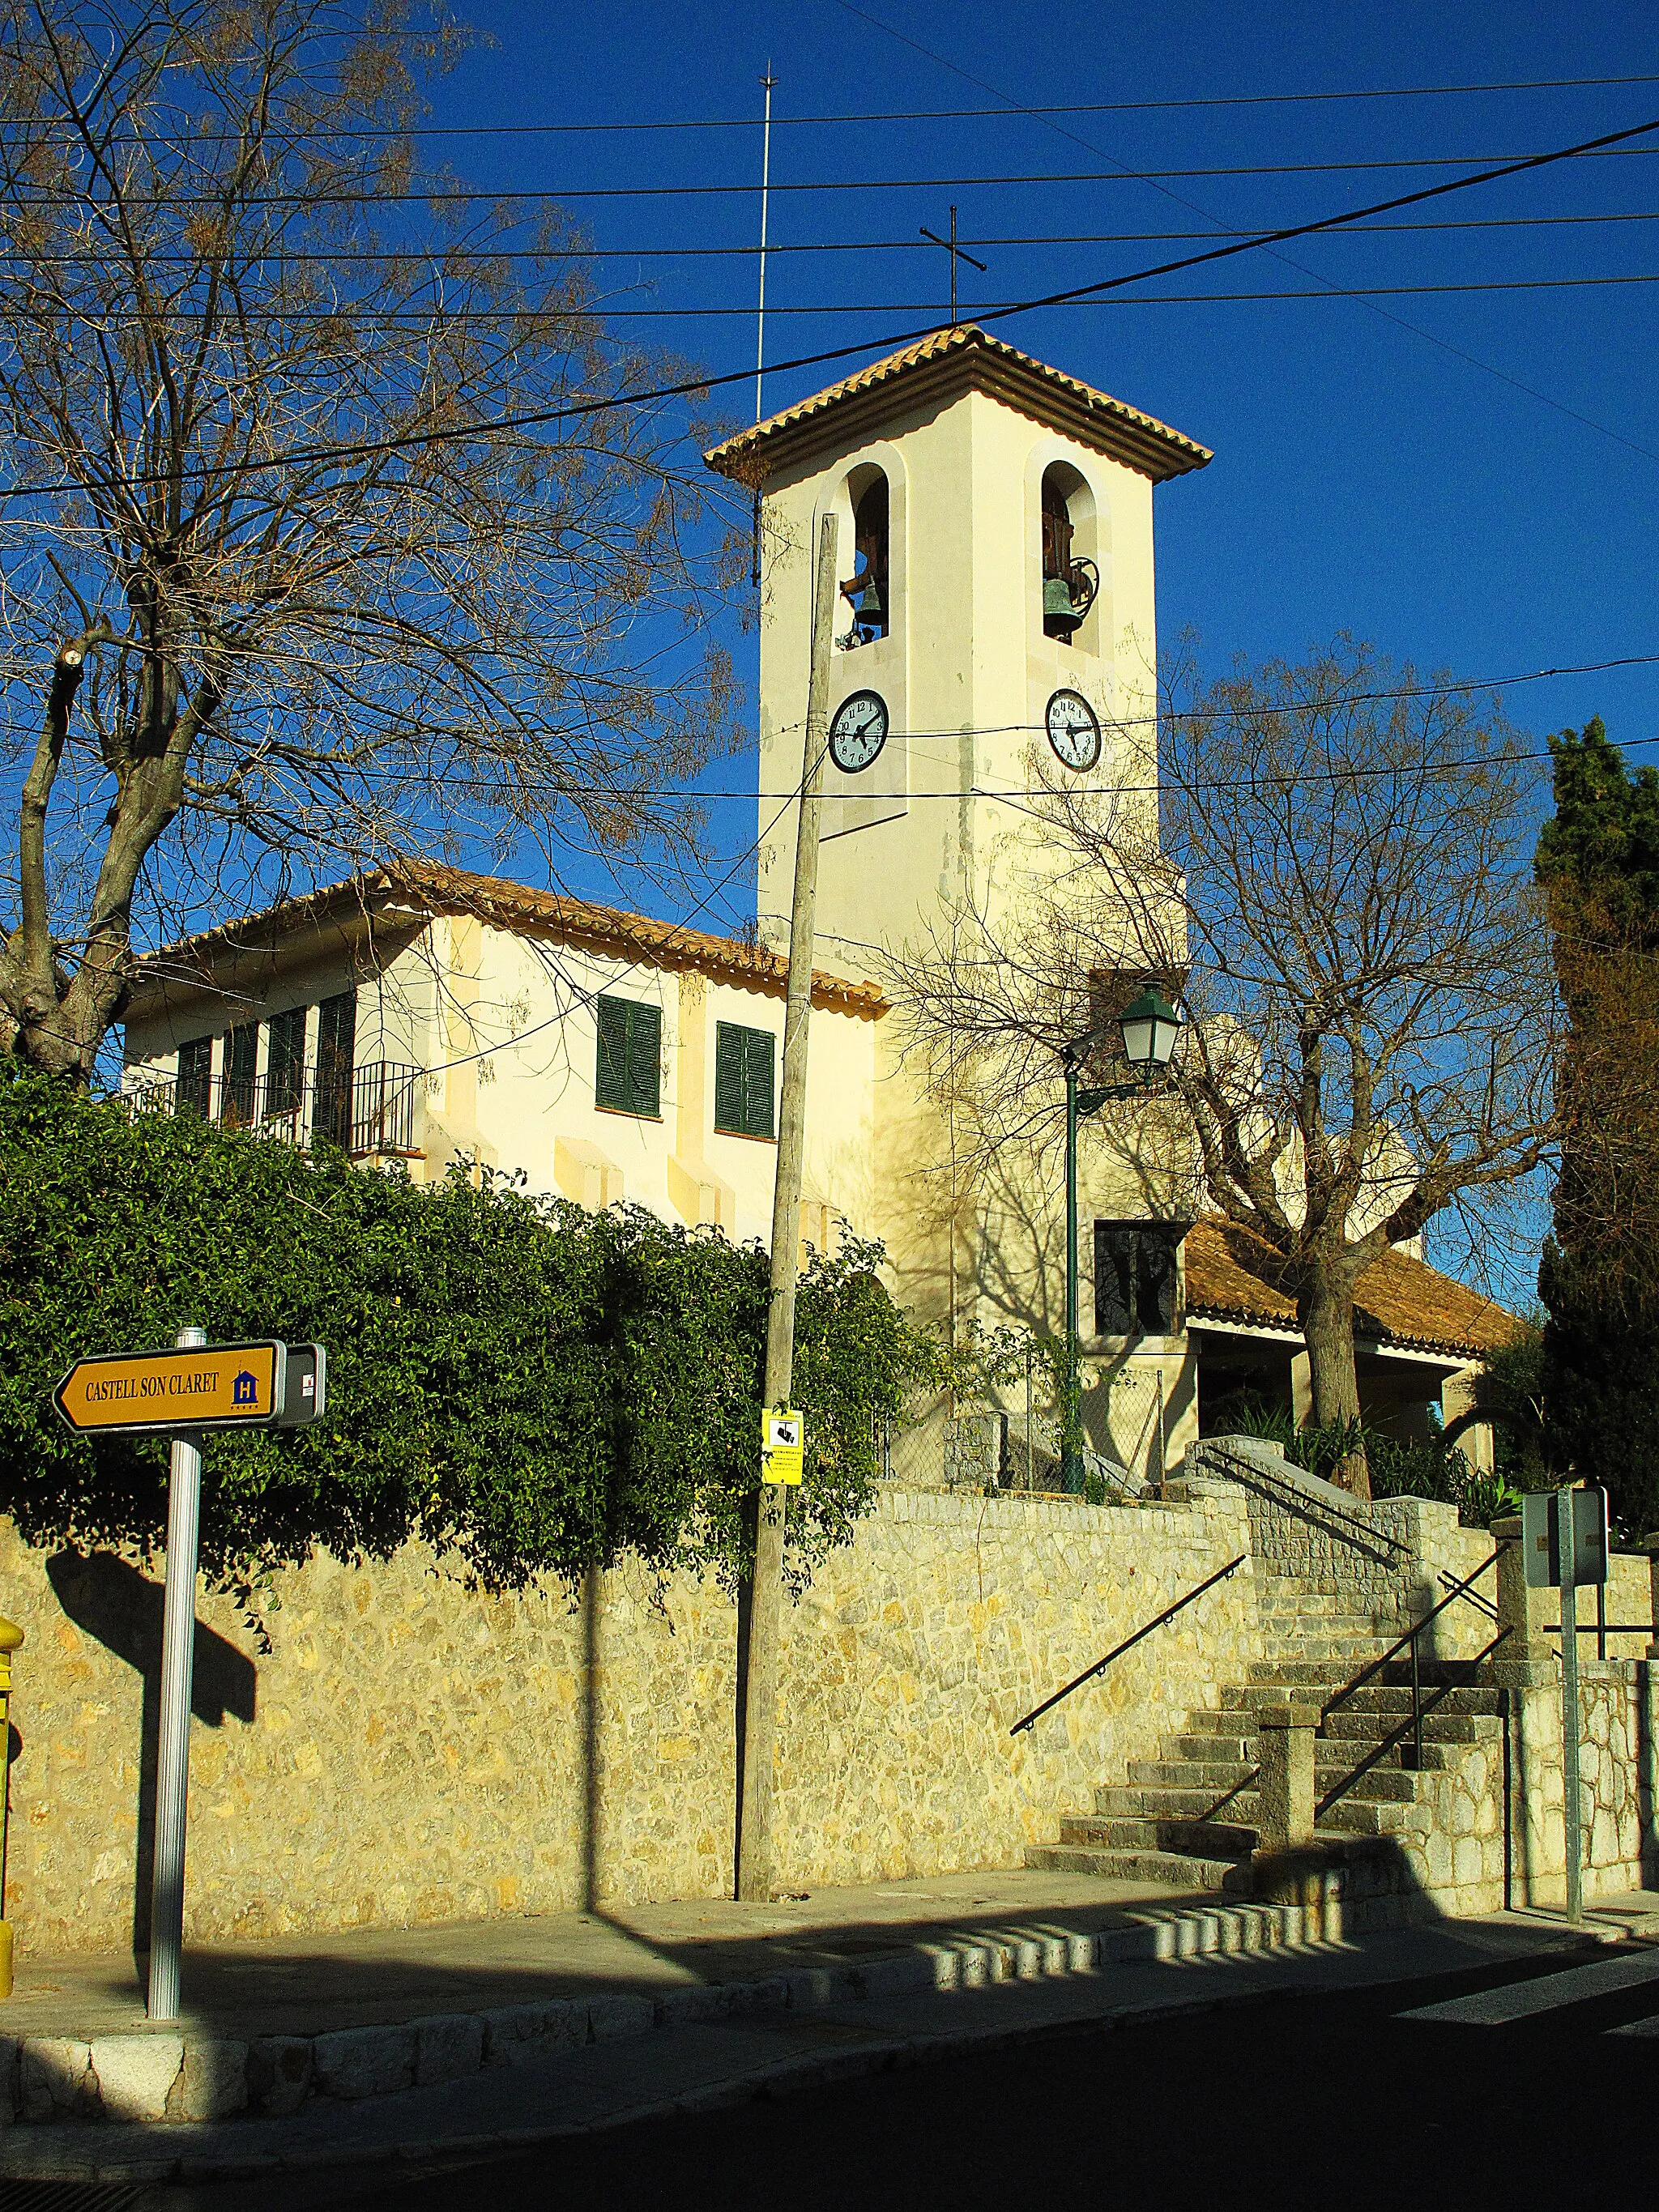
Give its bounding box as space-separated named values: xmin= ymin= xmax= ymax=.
xmin=148 ymin=1325 xmax=205 ymax=2020
xmin=1558 ymin=1496 xmax=1583 ymax=1927
xmin=54 ymin=1331 xmax=326 ymax=2018
xmin=1521 ymin=1485 xmax=1610 ymax=1928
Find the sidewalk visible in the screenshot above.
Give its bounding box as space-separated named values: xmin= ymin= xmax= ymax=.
xmin=2 ymin=1870 xmax=1654 ymax=2189
xmin=0 ymin=1866 xmax=1202 ymax=2041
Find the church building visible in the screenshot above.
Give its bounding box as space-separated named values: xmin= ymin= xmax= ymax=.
xmin=121 ymin=326 xmax=1508 ymax=1482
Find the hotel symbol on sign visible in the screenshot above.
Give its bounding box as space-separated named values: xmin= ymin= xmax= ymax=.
xmin=232 ymin=1370 xmax=259 ymax=1408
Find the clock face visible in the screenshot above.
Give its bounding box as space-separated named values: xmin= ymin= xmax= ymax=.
xmin=828 ymin=688 xmax=889 ymax=774
xmin=1046 ymin=688 xmax=1102 ymax=774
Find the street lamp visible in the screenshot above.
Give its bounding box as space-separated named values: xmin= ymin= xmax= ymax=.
xmin=1058 ymin=987 xmax=1183 ymax=1495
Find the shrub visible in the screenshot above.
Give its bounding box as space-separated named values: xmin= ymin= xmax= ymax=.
xmin=0 ymin=1070 xmax=931 ymax=1598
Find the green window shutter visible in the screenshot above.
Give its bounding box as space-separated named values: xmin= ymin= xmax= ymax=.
xmin=714 ymin=1022 xmax=774 ymax=1137
xmin=596 ymin=994 xmax=661 ymax=1116
xmin=177 ymin=1036 xmax=212 ymax=1116
xmin=714 ymin=1023 xmax=744 ymax=1134
xmin=744 ymin=1026 xmax=774 ymax=1138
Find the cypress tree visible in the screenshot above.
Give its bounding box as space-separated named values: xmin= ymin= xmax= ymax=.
xmin=1535 ymin=718 xmax=1659 ymax=1533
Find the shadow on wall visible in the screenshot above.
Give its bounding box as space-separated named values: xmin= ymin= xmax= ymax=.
xmin=44 ymin=1550 xmax=257 ymax=1967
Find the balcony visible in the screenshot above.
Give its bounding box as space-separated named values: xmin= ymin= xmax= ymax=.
xmin=124 ymin=1061 xmax=422 ymax=1158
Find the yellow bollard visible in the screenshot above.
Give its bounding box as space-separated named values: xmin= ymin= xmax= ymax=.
xmin=0 ymin=1614 xmax=22 ymax=1998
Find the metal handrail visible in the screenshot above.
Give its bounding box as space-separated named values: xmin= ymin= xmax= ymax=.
xmin=1317 ymin=1550 xmax=1497 ymax=1732
xmin=1196 ymin=1443 xmax=1411 ymax=1562
xmin=1193 ymin=1558 xmax=1499 ymax=1828
xmin=1440 ymin=1569 xmax=1499 ymax=1623
xmin=1009 ymin=1554 xmax=1247 ymax=1736
xmin=1316 ymin=1626 xmax=1512 ymax=1820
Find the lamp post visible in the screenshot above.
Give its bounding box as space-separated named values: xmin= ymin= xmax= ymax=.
xmin=1059 ymin=987 xmax=1183 ymax=1494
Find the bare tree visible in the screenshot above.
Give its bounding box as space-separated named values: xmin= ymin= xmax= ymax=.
xmin=0 ymin=0 xmax=742 ymax=1082
xmin=893 ymin=639 xmax=1558 ymax=1496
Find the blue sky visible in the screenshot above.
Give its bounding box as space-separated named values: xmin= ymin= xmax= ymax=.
xmin=418 ymin=0 xmax=1659 ymax=897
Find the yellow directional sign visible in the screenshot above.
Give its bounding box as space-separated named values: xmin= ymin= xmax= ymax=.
xmin=761 ymin=1407 xmax=804 ymax=1486
xmin=54 ymin=1341 xmax=287 ymax=1436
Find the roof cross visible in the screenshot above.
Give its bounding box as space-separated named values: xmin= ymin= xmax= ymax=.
xmin=919 ymin=206 xmax=987 ymax=328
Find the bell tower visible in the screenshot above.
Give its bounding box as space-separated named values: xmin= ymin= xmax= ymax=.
xmin=705 ymin=327 xmax=1210 ymax=1370
xmin=704 ymin=325 xmax=1211 ymax=974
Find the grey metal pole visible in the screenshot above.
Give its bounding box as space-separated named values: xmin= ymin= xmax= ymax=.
xmin=1061 ymin=1060 xmax=1081 ymax=1495
xmin=1021 ymin=1336 xmax=1034 ymax=1495
xmin=736 ymin=511 xmax=838 ymax=1906
xmin=1559 ymin=1486 xmax=1583 ymax=1927
xmin=148 ymin=1323 xmax=205 ymax=2020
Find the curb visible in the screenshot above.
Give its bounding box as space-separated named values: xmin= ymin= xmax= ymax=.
xmin=0 ymin=1887 xmax=1429 ymax=2173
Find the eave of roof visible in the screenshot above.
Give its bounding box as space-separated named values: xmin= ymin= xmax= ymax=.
xmin=128 ymin=863 xmax=889 ymax=1021
xmin=704 ymin=324 xmax=1213 ymax=487
xmin=1182 ymin=1216 xmax=1515 ymax=1363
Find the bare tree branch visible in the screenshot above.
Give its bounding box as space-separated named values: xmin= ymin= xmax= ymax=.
xmin=0 ymin=0 xmax=744 ymax=1080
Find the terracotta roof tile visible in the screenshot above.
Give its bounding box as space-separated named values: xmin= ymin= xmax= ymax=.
xmin=1183 ymin=1216 xmax=1515 ymax=1362
xmin=704 ymin=324 xmax=1212 ymax=485
xmin=130 ymin=863 xmax=889 ymax=1019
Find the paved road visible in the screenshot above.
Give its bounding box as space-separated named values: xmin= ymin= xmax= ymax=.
xmin=142 ymin=1939 xmax=1658 ymax=2212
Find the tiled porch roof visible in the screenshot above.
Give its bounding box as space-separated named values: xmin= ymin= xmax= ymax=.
xmin=1183 ymin=1216 xmax=1515 ymax=1363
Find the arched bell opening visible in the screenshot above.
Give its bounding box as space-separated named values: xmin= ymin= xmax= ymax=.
xmin=1040 ymin=462 xmax=1099 ymax=646
xmin=838 ymin=465 xmax=890 ymax=649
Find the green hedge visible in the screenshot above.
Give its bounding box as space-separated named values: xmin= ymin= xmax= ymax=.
xmin=0 ymin=1071 xmax=931 ymax=1600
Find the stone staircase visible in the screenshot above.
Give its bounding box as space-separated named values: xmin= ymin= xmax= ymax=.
xmin=1028 ymin=1569 xmax=1505 ymax=1905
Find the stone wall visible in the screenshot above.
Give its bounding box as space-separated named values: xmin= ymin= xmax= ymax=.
xmin=0 ymin=1487 xmax=1264 ymax=1956
xmin=1401 ymin=1660 xmax=1659 ymax=1917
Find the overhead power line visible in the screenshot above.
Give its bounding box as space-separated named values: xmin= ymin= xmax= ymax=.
xmin=129 ymin=72 xmax=1659 ymax=142
xmin=18 ymin=206 xmax=1659 ymax=271
xmin=12 ymin=145 xmax=1659 ymax=209
xmin=13 ymin=109 xmax=1659 ymax=497
xmin=190 ymin=271 xmax=1659 ymax=325
xmin=117 ymin=657 xmax=1649 ymax=799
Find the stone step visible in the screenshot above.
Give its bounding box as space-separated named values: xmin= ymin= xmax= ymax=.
xmin=1060 ymin=1813 xmax=1257 ymax=1859
xmin=1170 ymin=1733 xmax=1253 ymax=1762
xmin=1128 ymin=1757 xmax=1257 ymax=1791
xmin=1098 ymin=1783 xmax=1258 ymax=1821
xmin=1226 ymin=1669 xmax=1498 ymax=1703
xmin=1126 ymin=1747 xmax=1434 ymax=1795
xmin=1328 ymin=1685 xmax=1500 ymax=1719
xmin=1245 ymin=1659 xmax=1387 ymax=1685
xmin=1178 ymin=1709 xmax=1472 ymax=1761
xmin=1320 ymin=1706 xmax=1486 ymax=1747
xmin=1259 ymin=1603 xmax=1390 ymax=1626
xmin=1101 ymin=1758 xmax=1432 ymax=1820
xmin=1318 ymin=1795 xmax=1424 ymax=1839
xmin=1260 ymin=1646 xmax=1395 ymax=1666
xmin=1260 ymin=1629 xmax=1392 ymax=1647
xmin=1025 ymin=1843 xmax=1243 ymax=1891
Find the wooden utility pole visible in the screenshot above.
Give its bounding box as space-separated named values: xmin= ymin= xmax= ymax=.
xmin=737 ymin=510 xmax=838 ymax=1903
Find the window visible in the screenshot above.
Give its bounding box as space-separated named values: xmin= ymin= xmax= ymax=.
xmin=1094 ymin=1221 xmax=1181 ymax=1336
xmin=265 ymin=1006 xmax=306 ymax=1120
xmin=314 ymin=989 xmax=356 ymax=1149
xmin=1041 ymin=462 xmax=1098 ymax=642
xmin=839 ymin=469 xmax=889 ymax=646
xmin=222 ymin=1022 xmax=258 ymax=1127
xmin=714 ymin=1021 xmax=775 ymax=1139
xmin=177 ymin=1035 xmax=212 ymax=1117
xmin=595 ymin=993 xmax=662 ymax=1117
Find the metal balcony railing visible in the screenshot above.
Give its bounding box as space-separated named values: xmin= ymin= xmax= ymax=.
xmin=125 ymin=1061 xmax=421 ymax=1157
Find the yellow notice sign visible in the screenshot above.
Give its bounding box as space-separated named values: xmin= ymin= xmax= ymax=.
xmin=761 ymin=1407 xmax=804 ymax=1486
xmin=54 ymin=1342 xmax=285 ymax=1436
